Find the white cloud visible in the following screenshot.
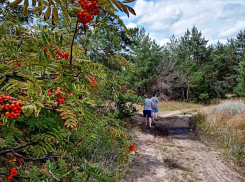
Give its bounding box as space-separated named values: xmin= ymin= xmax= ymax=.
xmin=160 ymin=38 xmax=170 ymax=46
xmin=126 ymin=23 xmax=138 ymax=29
xmin=121 ymin=0 xmax=245 ymax=45
xmin=219 ymin=20 xmax=245 ymax=37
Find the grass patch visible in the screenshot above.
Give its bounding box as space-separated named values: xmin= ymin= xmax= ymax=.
xmin=177 ymin=146 xmax=184 ymax=149
xmin=158 ymin=101 xmax=202 ymax=112
xmin=161 ymin=147 xmax=168 ymax=152
xmin=168 ymin=144 xmax=175 ymax=147
xmin=193 ymin=100 xmax=245 ymax=166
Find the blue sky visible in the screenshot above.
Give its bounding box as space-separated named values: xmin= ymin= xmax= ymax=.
xmin=118 ymin=0 xmax=245 ymax=46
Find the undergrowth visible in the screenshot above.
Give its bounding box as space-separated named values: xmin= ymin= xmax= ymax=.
xmin=193 ymin=100 xmax=245 ymax=166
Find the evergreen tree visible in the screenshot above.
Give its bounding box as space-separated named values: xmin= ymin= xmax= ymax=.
xmin=234 ymin=52 xmax=245 ymax=96
xmin=236 ymin=30 xmax=245 ymax=57
xmin=124 ymin=28 xmax=163 ymax=95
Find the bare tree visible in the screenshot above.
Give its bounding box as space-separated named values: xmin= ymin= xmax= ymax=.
xmin=149 ymin=60 xmax=187 ymax=100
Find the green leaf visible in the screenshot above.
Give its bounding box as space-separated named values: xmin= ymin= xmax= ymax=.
xmin=48 ymin=47 xmax=55 ymax=58
xmin=69 ymin=5 xmax=81 ymax=13
xmin=38 ymin=0 xmax=49 ymax=6
xmin=61 ymin=0 xmax=68 ymax=6
xmin=122 ymin=0 xmax=135 ymax=3
xmin=61 ymin=6 xmax=70 ymax=21
xmin=38 ymin=52 xmax=42 ymax=64
xmin=33 ymin=6 xmax=45 ymax=13
xmin=52 ymin=7 xmax=58 ymax=25
xmin=0 ymin=77 xmax=6 ymax=85
xmin=53 ymin=0 xmax=61 ymax=4
xmin=23 ymin=0 xmax=29 ymax=15
xmin=8 ymin=0 xmax=23 ymax=7
xmin=44 ymin=6 xmax=51 ymax=21
xmin=110 ymin=0 xmax=123 ymax=11
xmin=42 ymin=33 xmax=48 ymax=45
xmin=32 ymin=0 xmax=36 ymax=6
xmin=125 ymin=5 xmax=136 ymax=16
xmin=38 ymin=2 xmax=42 ymax=16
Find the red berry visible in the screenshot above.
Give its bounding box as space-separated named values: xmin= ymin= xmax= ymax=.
xmin=5 ymin=61 xmax=8 ymax=64
xmin=70 ymin=93 xmax=73 ymax=97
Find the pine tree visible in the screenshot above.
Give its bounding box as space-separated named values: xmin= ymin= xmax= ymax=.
xmin=124 ymin=28 xmax=163 ymax=95
xmin=234 ymin=52 xmax=245 ymax=96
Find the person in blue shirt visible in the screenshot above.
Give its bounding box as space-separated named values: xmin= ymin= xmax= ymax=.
xmin=141 ymin=95 xmax=153 ymax=129
xmin=151 ymin=93 xmax=159 ymax=121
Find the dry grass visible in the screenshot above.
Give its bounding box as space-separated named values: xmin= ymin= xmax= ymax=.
xmin=193 ymin=101 xmax=245 ymax=165
xmin=158 ymin=101 xmax=202 ymax=111
xmin=228 ymin=113 xmax=245 ymax=130
xmin=135 ymin=101 xmax=202 ymax=113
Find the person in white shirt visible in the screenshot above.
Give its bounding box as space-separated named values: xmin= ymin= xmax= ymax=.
xmin=141 ymin=95 xmax=154 ymax=129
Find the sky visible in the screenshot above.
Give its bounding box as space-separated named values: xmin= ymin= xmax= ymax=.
xmin=118 ymin=0 xmax=245 ymax=46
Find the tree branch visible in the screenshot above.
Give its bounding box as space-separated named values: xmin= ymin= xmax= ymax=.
xmin=70 ymin=19 xmax=79 ymax=65
xmin=0 ymin=141 xmax=38 ymax=155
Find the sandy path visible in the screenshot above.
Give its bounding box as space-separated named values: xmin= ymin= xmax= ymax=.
xmin=123 ymin=111 xmax=245 ymax=182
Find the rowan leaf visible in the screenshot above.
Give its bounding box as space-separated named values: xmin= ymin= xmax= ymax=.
xmin=23 ymin=0 xmax=29 ymax=15
xmin=32 ymin=0 xmax=36 ymax=6
xmin=61 ymin=6 xmax=70 ymax=21
xmin=122 ymin=0 xmax=135 ymax=3
xmin=33 ymin=6 xmax=45 ymax=13
xmin=52 ymin=7 xmax=58 ymax=25
xmin=118 ymin=1 xmax=129 ymax=17
xmin=110 ymin=0 xmax=123 ymax=11
xmin=53 ymin=0 xmax=61 ymax=4
xmin=44 ymin=6 xmax=51 ymax=21
xmin=38 ymin=0 xmax=49 ymax=6
xmin=69 ymin=5 xmax=81 ymax=13
xmin=8 ymin=0 xmax=23 ymax=7
xmin=125 ymin=5 xmax=136 ymax=16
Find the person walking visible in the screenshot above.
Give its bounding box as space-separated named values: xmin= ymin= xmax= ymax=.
xmin=151 ymin=93 xmax=159 ymax=121
xmin=141 ymin=95 xmax=153 ymax=129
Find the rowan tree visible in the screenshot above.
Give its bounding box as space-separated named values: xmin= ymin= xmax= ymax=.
xmin=0 ymin=0 xmax=137 ymax=181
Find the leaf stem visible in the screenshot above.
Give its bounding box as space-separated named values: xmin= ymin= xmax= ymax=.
xmin=70 ymin=18 xmax=79 ymax=65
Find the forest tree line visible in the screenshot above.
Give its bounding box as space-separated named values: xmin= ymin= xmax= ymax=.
xmin=90 ymin=20 xmax=245 ymax=101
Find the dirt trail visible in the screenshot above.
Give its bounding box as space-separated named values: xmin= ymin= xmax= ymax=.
xmin=123 ymin=111 xmax=245 ymax=182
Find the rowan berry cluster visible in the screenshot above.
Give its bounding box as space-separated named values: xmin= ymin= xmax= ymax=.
xmin=76 ymin=0 xmax=102 ymax=24
xmin=47 ymin=87 xmax=67 ymax=106
xmin=0 ymin=95 xmax=23 ymax=119
xmin=7 ymin=168 xmax=18 ymax=180
xmin=89 ymin=77 xmax=97 ymax=88
xmin=53 ymin=48 xmax=70 ymax=60
xmin=41 ymin=164 xmax=48 ymax=171
xmin=121 ymin=85 xmax=127 ymax=93
xmin=123 ymin=61 xmax=128 ymax=65
xmin=43 ymin=44 xmax=70 ymax=60
xmin=129 ymin=144 xmax=136 ymax=152
xmin=4 ymin=60 xmax=22 ymax=67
